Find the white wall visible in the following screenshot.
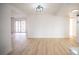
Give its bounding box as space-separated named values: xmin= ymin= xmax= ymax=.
xmin=70 ymin=17 xmax=77 ymax=38
xmin=27 ymin=14 xmax=69 ymax=38
xmin=11 ymin=5 xmax=27 ymax=33
xmin=0 ymin=4 xmax=12 ymax=54
xmin=69 ymin=12 xmax=77 ymax=39
xmin=77 ymin=16 xmax=79 ymax=43
xmin=0 ymin=4 xmax=27 ymax=54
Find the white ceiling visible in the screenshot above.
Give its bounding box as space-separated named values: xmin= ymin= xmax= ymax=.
xmin=10 ymin=3 xmax=79 ymax=16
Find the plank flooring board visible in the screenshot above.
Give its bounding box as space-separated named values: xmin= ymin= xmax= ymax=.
xmin=10 ymin=36 xmax=79 ymax=55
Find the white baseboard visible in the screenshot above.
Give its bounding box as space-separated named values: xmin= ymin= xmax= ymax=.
xmin=27 ymin=36 xmax=69 ymax=39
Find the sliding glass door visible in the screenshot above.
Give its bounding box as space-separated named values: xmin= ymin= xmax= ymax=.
xmin=15 ymin=20 xmax=26 ymax=33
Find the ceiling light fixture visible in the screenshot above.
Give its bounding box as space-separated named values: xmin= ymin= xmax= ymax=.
xmin=32 ymin=4 xmax=47 ymax=13
xmin=36 ymin=4 xmax=43 ymax=12
xmin=72 ymin=10 xmax=78 ymax=13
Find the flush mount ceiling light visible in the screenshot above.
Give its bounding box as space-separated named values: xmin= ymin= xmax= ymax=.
xmin=71 ymin=10 xmax=79 ymax=16
xmin=72 ymin=10 xmax=78 ymax=13
xmin=69 ymin=10 xmax=79 ymax=17
xmin=71 ymin=10 xmax=79 ymax=14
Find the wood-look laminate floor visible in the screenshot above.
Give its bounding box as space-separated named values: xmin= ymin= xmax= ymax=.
xmin=10 ymin=33 xmax=79 ymax=55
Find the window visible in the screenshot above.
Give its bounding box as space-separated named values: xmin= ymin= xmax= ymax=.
xmin=15 ymin=20 xmax=26 ymax=33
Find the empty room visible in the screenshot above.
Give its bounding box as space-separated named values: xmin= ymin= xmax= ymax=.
xmin=0 ymin=3 xmax=79 ymax=55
